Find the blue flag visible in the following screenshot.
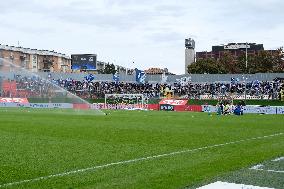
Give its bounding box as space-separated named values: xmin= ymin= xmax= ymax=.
xmin=84 ymin=74 xmax=95 ymax=82
xmin=135 ymin=68 xmax=146 ymax=84
xmin=253 ymin=80 xmax=260 ymax=87
xmin=231 ymin=77 xmax=240 ymax=85
xmin=113 ymin=74 xmax=119 ymax=83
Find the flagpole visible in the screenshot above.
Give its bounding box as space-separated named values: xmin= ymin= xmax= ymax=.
xmin=245 ymin=42 xmax=248 ymax=73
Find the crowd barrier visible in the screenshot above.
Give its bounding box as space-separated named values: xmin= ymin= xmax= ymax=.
xmin=0 ymin=102 xmax=283 ymax=114
xmin=0 ymin=102 xmax=73 ymax=109
xmin=173 ymin=105 xmax=202 ymax=112
xmin=199 ymin=95 xmax=270 ymax=100
xmin=201 ymin=105 xmax=284 ymax=115
xmin=91 ymin=103 xmax=147 ymax=110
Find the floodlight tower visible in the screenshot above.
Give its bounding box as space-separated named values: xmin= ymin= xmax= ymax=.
xmin=185 ymin=38 xmax=195 ymax=74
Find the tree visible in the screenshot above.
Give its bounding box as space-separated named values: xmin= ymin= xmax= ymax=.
xmin=188 ymin=58 xmax=222 ymax=74
xmin=218 ymin=51 xmax=238 ymax=74
xmin=254 ymin=51 xmax=274 ymax=73
xmin=187 ymin=47 xmax=284 ymax=74
xmin=187 ymin=62 xmax=200 ymax=74
xmin=272 ymin=47 xmax=284 ymax=72
xmin=98 ymin=63 xmax=117 ymax=74
xmin=236 ymin=53 xmax=257 ymax=74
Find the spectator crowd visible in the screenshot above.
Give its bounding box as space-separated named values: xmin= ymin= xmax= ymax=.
xmin=0 ymin=75 xmax=283 ymax=100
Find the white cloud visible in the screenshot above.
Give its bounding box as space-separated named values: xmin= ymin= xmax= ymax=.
xmin=0 ymin=0 xmax=283 ymax=74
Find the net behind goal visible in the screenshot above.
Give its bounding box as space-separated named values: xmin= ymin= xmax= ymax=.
xmin=104 ymin=94 xmax=147 ymax=110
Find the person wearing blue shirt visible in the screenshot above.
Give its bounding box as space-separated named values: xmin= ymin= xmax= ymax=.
xmin=234 ymin=104 xmax=243 ymax=116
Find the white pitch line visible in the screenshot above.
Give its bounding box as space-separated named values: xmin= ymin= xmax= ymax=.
xmin=271 ymin=157 xmax=284 ymax=162
xmin=250 ymin=164 xmax=264 ymax=170
xmin=250 ymin=156 xmax=284 ymax=173
xmin=0 ymin=132 xmax=283 ymax=188
xmin=262 ymin=169 xmax=284 ymax=173
xmin=251 ymin=168 xmax=284 ymax=174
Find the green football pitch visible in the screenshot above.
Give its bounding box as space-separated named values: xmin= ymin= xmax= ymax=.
xmin=0 ymin=108 xmax=283 ymax=189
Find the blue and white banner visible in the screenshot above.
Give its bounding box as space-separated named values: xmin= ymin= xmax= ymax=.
xmin=0 ymin=103 xmax=73 ymax=109
xmin=135 ymin=68 xmax=146 ymax=84
xmin=161 ymin=72 xmax=168 ymax=83
xmin=84 ymin=74 xmax=95 ymax=82
xmin=201 ymin=105 xmax=284 ymax=115
xmin=231 ymin=77 xmax=239 ymax=85
xmin=252 ymin=80 xmax=260 ymax=87
xmin=176 ymin=76 xmax=191 ymax=86
xmin=113 ymin=73 xmax=119 ymax=83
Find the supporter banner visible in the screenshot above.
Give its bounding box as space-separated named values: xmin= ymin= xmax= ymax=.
xmin=0 ymin=103 xmax=12 ymax=108
xmin=159 ymin=99 xmax=188 ymax=106
xmin=0 ymin=103 xmax=72 ymax=109
xmin=73 ymin=104 xmax=90 ymax=109
xmin=1 ymin=102 xmax=282 ymax=114
xmin=91 ymin=103 xmax=105 ymax=110
xmin=199 ymin=95 xmax=270 ymax=100
xmin=21 ymin=103 xmax=73 ymax=109
xmin=147 ymin=104 xmax=159 ymax=111
xmin=0 ymin=98 xmax=29 ymax=103
xmin=201 ymin=105 xmax=284 ymax=114
xmin=92 ymin=103 xmax=148 ymax=110
xmin=186 ymin=105 xmax=203 ymax=112
xmin=276 ymin=106 xmax=284 ymax=114
xmin=234 ymin=95 xmax=269 ymax=100
xmin=202 ymin=105 xmax=217 ymax=112
xmin=243 ymin=106 xmax=276 ymax=114
xmin=160 ymin=104 xmax=174 ymax=111
xmin=199 ymin=95 xmax=214 ymax=100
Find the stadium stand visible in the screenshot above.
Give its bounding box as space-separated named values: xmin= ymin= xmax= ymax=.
xmin=0 ymin=74 xmax=283 ymax=100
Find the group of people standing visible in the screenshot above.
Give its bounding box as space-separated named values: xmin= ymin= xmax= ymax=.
xmin=204 ymin=100 xmax=244 ymax=116
xmin=216 ymin=102 xmax=244 ymax=116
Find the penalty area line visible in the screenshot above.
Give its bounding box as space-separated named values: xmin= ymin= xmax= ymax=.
xmin=252 ymin=169 xmax=284 ymax=174
xmin=0 ymin=132 xmax=283 ymax=188
xmin=250 ymin=156 xmax=284 ymax=173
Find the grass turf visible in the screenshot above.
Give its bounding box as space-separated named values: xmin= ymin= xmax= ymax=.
xmin=0 ymin=108 xmax=283 ymax=189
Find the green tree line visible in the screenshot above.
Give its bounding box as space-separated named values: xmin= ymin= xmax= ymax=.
xmin=188 ymin=48 xmax=284 ymax=74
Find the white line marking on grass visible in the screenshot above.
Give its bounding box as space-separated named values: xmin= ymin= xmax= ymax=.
xmin=197 ymin=181 xmax=274 ymax=189
xmin=0 ymin=132 xmax=283 ymax=188
xmin=271 ymin=157 xmax=284 ymax=162
xmin=250 ymin=164 xmax=264 ymax=170
xmin=250 ymin=156 xmax=284 ymax=173
xmin=261 ymin=169 xmax=284 ymax=173
xmin=250 ymin=168 xmax=284 ymax=174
